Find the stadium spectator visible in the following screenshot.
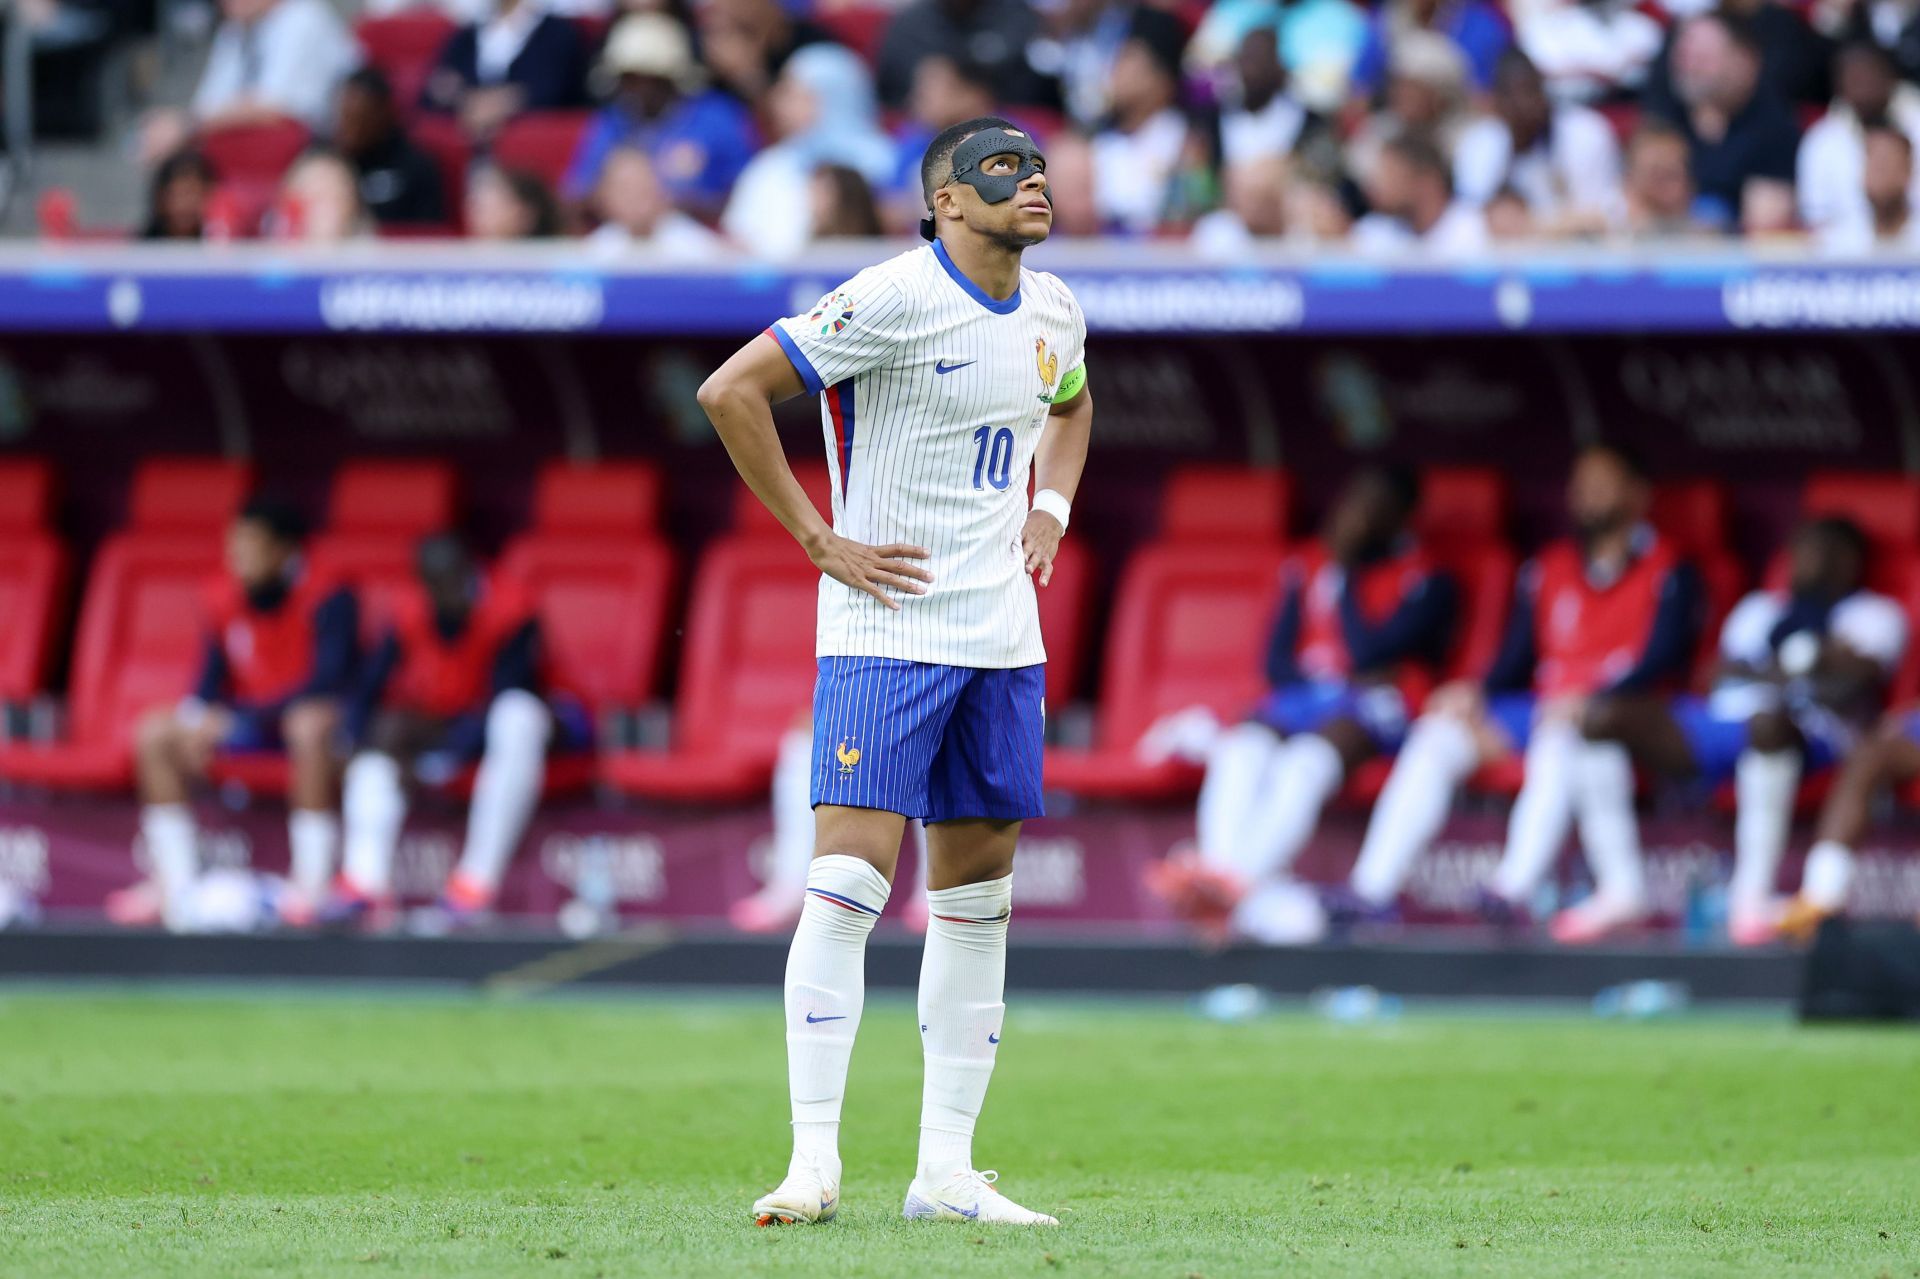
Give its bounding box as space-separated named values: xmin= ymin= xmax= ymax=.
xmin=1741 ymin=175 xmax=1802 ymax=239
xmin=138 ymin=0 xmax=356 ymax=163
xmin=1818 ymin=0 xmax=1920 ymax=88
xmin=874 ymin=0 xmax=1056 ymax=111
xmin=111 ymin=497 xmax=358 ymax=932
xmin=1798 ymin=41 xmax=1920 ymax=233
xmin=1575 ymin=517 xmax=1904 ymax=946
xmin=141 ymin=149 xmax=215 ymax=240
xmin=1657 ymin=13 xmax=1801 ymax=230
xmin=1090 ymin=8 xmax=1190 ymax=232
xmin=1335 ymin=443 xmax=1700 ymax=942
xmin=419 ymin=0 xmax=589 ymax=140
xmin=1485 ymin=185 xmax=1535 ymax=238
xmin=693 ymin=0 xmax=833 ymax=109
xmin=810 ymin=165 xmax=884 ymax=239
xmin=269 ymin=150 xmax=376 ymax=242
xmin=1647 ymin=0 xmax=1833 ymax=112
xmin=1453 ymin=49 xmax=1622 ymax=234
xmin=560 ymin=13 xmax=758 ymax=219
xmin=1032 ymin=0 xmax=1135 ymax=128
xmin=331 ymin=68 xmax=448 ymax=229
xmin=329 ymin=534 xmax=556 ymax=925
xmin=1345 ymin=30 xmax=1470 ymax=194
xmin=1149 ymin=468 xmax=1456 ymax=943
xmin=722 ymin=43 xmax=896 ymax=258
xmin=1512 ymin=0 xmax=1663 ymax=105
xmin=1040 ymin=129 xmax=1104 ymax=235
xmin=1352 ymin=132 xmax=1490 ymax=257
xmin=1351 ymin=0 xmax=1513 ymax=95
xmin=1191 ymin=153 xmax=1291 ymax=256
xmin=585 ymin=145 xmax=726 ymax=257
xmin=1186 ymin=0 xmax=1370 ymax=113
xmin=1217 ymin=24 xmax=1317 ymax=170
xmin=1820 ymin=125 xmax=1920 ymax=251
xmin=1619 ymin=120 xmax=1711 ymax=239
xmin=466 ymin=164 xmax=561 ymax=238
xmin=884 ymin=54 xmax=999 ymax=226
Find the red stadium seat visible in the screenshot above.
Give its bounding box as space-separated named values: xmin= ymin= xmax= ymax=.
xmin=327 ymin=460 xmax=457 ymax=537
xmin=1418 ymin=466 xmax=1508 ymax=551
xmin=1045 ymin=545 xmax=1287 ymax=799
xmin=602 ymin=538 xmax=819 ymax=802
xmin=812 ymin=4 xmax=890 ymax=63
xmin=305 ymin=534 xmax=419 ymax=642
xmin=0 ymin=459 xmax=67 ymax=703
xmin=1159 ymin=466 xmax=1290 ymax=544
xmin=355 ymin=12 xmax=458 ymax=114
xmin=1036 ymin=537 xmax=1093 ymax=710
xmin=407 ymin=113 xmax=471 ymax=231
xmin=490 ymin=111 xmax=594 ymax=193
xmin=198 ymin=120 xmax=311 ymax=185
xmin=0 ymin=458 xmax=56 ymax=532
xmin=0 ymin=537 xmax=216 ymax=789
xmin=1650 ymin=478 xmax=1732 ymax=557
xmin=532 ymin=461 xmax=663 ymax=537
xmin=498 ymin=536 xmax=673 ymax=714
xmin=130 ymin=458 xmax=254 ymax=532
xmin=731 ymin=460 xmax=833 ymax=537
xmin=1803 ymin=471 xmax=1920 ymax=557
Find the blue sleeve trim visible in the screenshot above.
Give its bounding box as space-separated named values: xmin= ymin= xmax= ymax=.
xmin=766 ymin=324 xmax=824 ymax=396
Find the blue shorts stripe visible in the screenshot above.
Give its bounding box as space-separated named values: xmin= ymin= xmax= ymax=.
xmin=810 ymin=656 xmax=1045 ymax=822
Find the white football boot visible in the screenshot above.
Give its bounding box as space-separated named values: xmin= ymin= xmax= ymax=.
xmin=902 ymin=1169 xmax=1058 ymax=1225
xmin=751 ymin=1163 xmax=840 ymax=1226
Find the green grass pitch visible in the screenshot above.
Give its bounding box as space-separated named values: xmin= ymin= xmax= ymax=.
xmin=1 ymin=987 xmax=1917 ymax=1278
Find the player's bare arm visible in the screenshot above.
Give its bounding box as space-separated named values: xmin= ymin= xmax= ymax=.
xmin=697 ymin=336 xmax=933 ymax=611
xmin=1025 ymin=378 xmax=1091 ymax=585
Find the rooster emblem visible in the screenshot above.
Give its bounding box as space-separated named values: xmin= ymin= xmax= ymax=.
xmin=1034 ymin=336 xmax=1058 ymax=400
xmin=836 ymin=739 xmax=862 ymax=775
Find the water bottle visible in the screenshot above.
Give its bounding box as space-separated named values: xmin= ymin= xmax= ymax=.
xmin=1196 ymin=983 xmax=1267 ymax=1023
xmin=1312 ymin=985 xmax=1404 ymax=1024
xmin=559 ymin=837 xmax=618 ymax=938
xmin=1592 ymin=980 xmax=1691 ymax=1019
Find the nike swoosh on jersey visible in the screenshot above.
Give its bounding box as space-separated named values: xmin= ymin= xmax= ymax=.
xmin=934 ymin=359 xmax=976 ymax=374
xmin=805 ymin=1013 xmax=848 ymax=1023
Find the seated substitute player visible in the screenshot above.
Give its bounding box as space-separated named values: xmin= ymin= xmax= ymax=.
xmin=112 ymin=497 xmax=359 ymax=931
xmin=1148 ymin=466 xmax=1457 ymax=941
xmin=326 ymin=534 xmax=556 ymax=925
xmin=696 ymin=116 xmax=1091 ymax=1227
xmin=1335 ymin=442 xmax=1701 ymax=942
xmin=1577 ymin=517 xmax=1905 ymax=945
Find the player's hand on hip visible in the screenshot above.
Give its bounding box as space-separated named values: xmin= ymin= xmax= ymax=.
xmin=1022 ymin=511 xmax=1064 ymax=586
xmin=810 ymin=535 xmax=932 ymax=611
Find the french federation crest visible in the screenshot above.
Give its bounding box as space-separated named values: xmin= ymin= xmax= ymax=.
xmin=811 ymin=291 xmax=855 ymax=337
xmin=1034 ymin=336 xmax=1059 ymax=399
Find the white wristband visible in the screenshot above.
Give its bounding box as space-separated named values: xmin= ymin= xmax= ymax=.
xmin=1031 ymin=488 xmax=1071 ymax=531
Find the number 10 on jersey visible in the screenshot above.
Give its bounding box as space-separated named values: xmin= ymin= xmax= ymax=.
xmin=971 ymin=425 xmax=1016 ymax=491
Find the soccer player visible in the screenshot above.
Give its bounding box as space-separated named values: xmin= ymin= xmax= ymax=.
xmin=326 ymin=534 xmax=553 ymax=925
xmin=113 ymin=497 xmax=359 ymax=931
xmin=1148 ymin=467 xmax=1456 ymax=941
xmin=1338 ymin=443 xmax=1700 ymax=941
xmin=696 ymin=116 xmax=1089 ymax=1228
xmin=1578 ymin=517 xmax=1905 ymax=944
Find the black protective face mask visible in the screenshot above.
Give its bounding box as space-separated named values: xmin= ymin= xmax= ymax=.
xmin=920 ymin=129 xmax=1048 ymax=242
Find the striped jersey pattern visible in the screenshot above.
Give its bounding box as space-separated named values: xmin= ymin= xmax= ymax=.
xmin=767 ymin=240 xmax=1087 ymax=670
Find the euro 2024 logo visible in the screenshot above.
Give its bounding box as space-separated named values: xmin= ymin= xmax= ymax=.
xmin=810 ymin=291 xmax=854 ymax=337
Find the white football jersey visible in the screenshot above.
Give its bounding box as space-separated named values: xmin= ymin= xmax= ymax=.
xmin=768 ymin=241 xmax=1087 ymax=669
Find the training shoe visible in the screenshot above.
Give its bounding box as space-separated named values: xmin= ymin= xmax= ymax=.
xmin=1728 ymin=900 xmax=1784 ymax=948
xmin=1143 ymin=849 xmax=1244 ymax=930
xmin=1472 ymin=887 xmax=1531 ymax=933
xmin=1549 ymin=894 xmax=1646 ymax=945
xmin=1321 ymin=885 xmax=1402 ymax=935
xmin=752 ymin=1164 xmax=840 ymax=1226
xmin=727 ymin=885 xmax=802 ymax=935
xmin=1775 ymin=895 xmax=1835 ymax=945
xmin=902 ymin=1169 xmax=1058 ymax=1226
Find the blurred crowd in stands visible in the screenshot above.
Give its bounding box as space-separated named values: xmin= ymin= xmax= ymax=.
xmin=20 ymin=0 xmax=1920 ymax=253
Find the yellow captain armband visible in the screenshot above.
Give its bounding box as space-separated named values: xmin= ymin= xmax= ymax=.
xmin=1051 ymin=363 xmax=1086 ymax=404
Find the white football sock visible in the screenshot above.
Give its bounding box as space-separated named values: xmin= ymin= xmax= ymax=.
xmin=1571 ymin=740 xmax=1647 ymax=908
xmin=766 ymin=726 xmax=815 ymax=894
xmin=1238 ymin=732 xmax=1345 ymax=883
xmin=786 ymin=853 xmax=892 ymax=1175
xmin=1489 ymin=719 xmax=1580 ymax=903
xmin=1195 ymin=722 xmax=1283 ymax=870
xmin=141 ymin=803 xmax=199 ymax=927
xmin=1801 ymin=839 xmax=1854 ymax=911
xmin=917 ymin=873 xmax=1012 ymax=1185
xmin=287 ymin=809 xmax=339 ymax=903
xmin=1730 ymin=748 xmax=1800 ymax=917
xmin=341 ymin=752 xmax=407 ymax=898
xmin=451 ymin=690 xmax=550 ymax=894
xmin=1349 ymin=713 xmax=1478 ymax=906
